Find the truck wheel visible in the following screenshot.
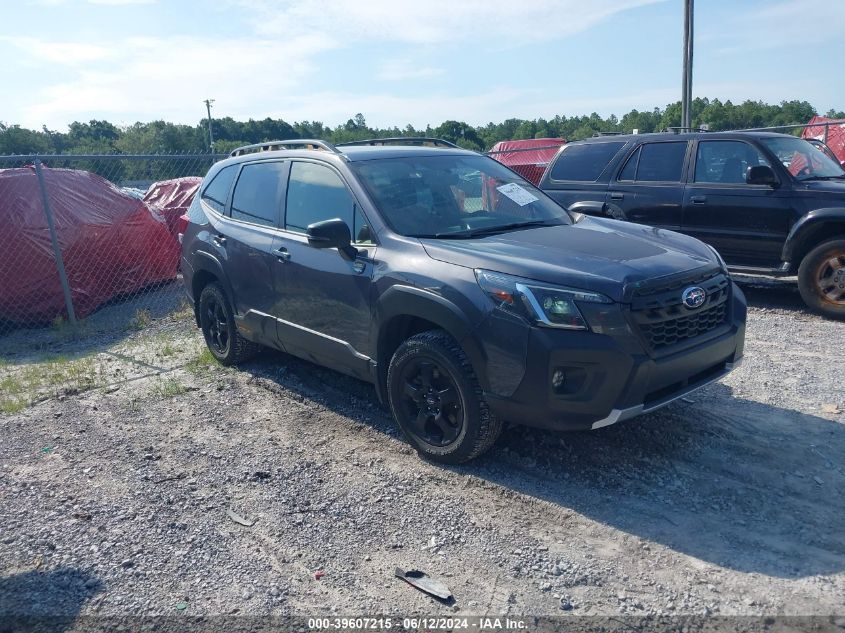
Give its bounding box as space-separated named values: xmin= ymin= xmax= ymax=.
xmin=198 ymin=283 xmax=261 ymax=365
xmin=797 ymin=239 xmax=845 ymax=319
xmin=387 ymin=330 xmax=503 ymax=464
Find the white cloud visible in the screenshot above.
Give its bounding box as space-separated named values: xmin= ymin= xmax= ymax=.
xmin=30 ymin=0 xmax=155 ymax=4
xmin=242 ymin=0 xmax=666 ymax=44
xmin=0 ymin=37 xmax=113 ymax=65
xmin=15 ymin=33 xmax=336 ymax=128
xmin=376 ymin=59 xmax=444 ymax=81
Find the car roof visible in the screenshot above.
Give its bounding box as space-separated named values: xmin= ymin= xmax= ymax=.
xmin=571 ymin=130 xmax=797 ymax=144
xmin=221 ymin=144 xmax=480 ymax=167
xmin=337 ymin=145 xmax=480 ymax=161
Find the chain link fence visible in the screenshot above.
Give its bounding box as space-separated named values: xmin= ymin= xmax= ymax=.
xmin=0 ymin=153 xmax=224 ymax=347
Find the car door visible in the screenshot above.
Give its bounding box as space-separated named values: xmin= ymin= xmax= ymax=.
xmin=682 ymin=139 xmax=793 ymax=267
xmin=273 ymin=159 xmax=376 ymax=380
xmin=216 ymin=159 xmax=290 ymax=346
xmin=607 ymin=140 xmax=690 ymax=230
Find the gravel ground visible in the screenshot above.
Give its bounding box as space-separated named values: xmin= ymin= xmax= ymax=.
xmin=1 ymin=280 xmax=844 ymax=623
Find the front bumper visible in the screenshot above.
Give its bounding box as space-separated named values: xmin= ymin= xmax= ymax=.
xmin=480 ymin=284 xmax=747 ymax=431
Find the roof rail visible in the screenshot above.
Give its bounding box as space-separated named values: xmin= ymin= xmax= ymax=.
xmin=335 ymin=137 xmax=459 ymax=149
xmin=229 ymin=139 xmax=341 ymax=157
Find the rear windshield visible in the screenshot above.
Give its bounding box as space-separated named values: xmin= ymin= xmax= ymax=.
xmin=549 ymin=142 xmax=625 ymax=181
xmin=350 ymin=154 xmax=571 ymax=238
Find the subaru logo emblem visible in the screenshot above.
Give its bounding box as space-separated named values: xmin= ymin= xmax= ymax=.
xmin=682 ymin=286 xmax=706 ymax=309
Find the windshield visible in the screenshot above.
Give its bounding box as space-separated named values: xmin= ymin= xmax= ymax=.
xmin=761 ymin=136 xmax=845 ymax=181
xmin=350 ymin=155 xmax=571 ymax=238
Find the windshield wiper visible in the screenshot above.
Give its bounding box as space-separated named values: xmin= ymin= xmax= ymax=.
xmin=435 ymin=220 xmax=558 ymax=239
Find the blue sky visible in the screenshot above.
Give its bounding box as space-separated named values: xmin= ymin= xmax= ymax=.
xmin=2 ymin=0 xmax=843 ymax=131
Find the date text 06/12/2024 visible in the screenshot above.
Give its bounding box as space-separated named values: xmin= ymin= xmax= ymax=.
xmin=307 ymin=617 xmax=528 ymax=630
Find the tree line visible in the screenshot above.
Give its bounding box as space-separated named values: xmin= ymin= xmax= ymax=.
xmin=2 ymin=98 xmax=842 ymax=157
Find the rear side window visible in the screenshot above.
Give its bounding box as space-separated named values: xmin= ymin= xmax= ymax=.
xmin=285 ymin=162 xmax=355 ymax=233
xmin=632 ymin=142 xmax=688 ymax=182
xmin=201 ymin=165 xmax=237 ymax=213
xmin=549 ymin=142 xmax=625 ymax=181
xmin=230 ymin=161 xmax=287 ymax=227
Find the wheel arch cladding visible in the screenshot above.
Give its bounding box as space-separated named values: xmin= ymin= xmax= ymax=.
xmin=783 ymin=209 xmax=845 ymax=267
xmin=374 ymin=286 xmax=489 ymax=401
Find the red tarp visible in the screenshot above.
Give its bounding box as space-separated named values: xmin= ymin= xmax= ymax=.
xmin=143 ymin=176 xmax=202 ymax=236
xmin=802 ymin=116 xmax=845 ymax=166
xmin=488 ymin=138 xmax=566 ymax=185
xmin=0 ymin=167 xmax=179 ymax=324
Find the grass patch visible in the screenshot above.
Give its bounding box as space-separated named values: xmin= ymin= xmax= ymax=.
xmin=185 ymin=348 xmax=218 ymax=374
xmin=172 ymin=299 xmax=195 ymax=321
xmin=0 ymin=398 xmax=27 ymax=414
xmin=0 ymin=354 xmax=100 ymax=414
xmin=151 ymin=378 xmax=188 ymax=399
xmin=161 ymin=342 xmax=177 ymax=357
xmin=127 ymin=309 xmax=153 ymax=331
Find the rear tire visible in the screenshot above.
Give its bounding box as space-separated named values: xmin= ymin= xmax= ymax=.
xmin=386 ymin=330 xmax=503 ymax=464
xmin=198 ymin=283 xmax=261 ymax=365
xmin=797 ymin=239 xmax=845 ymax=320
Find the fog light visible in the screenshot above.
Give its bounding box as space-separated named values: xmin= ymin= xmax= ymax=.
xmin=552 ymin=369 xmax=566 ymax=391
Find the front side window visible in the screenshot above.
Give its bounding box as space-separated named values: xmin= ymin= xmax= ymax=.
xmin=694 ymin=141 xmax=773 ymax=184
xmin=285 ymin=162 xmax=356 ymax=234
xmin=548 ymin=142 xmax=625 ymax=182
xmin=634 ymin=142 xmax=688 ymax=182
xmin=760 ymin=136 xmax=845 ymax=181
xmin=230 ymin=161 xmax=286 ymax=226
xmin=201 ymin=164 xmax=238 ymax=214
xmin=351 ymin=154 xmax=571 ymax=238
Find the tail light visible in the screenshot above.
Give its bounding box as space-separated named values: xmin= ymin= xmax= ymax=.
xmin=176 ymin=213 xmax=190 ymax=244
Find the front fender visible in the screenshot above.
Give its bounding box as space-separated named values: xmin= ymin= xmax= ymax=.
xmin=782 ymin=208 xmax=845 ymax=264
xmin=373 ymin=285 xmax=490 ymax=392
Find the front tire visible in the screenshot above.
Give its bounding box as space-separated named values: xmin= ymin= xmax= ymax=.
xmin=198 ymin=283 xmax=261 ymax=365
xmin=386 ymin=330 xmax=503 ymax=464
xmin=797 ymin=239 xmax=845 ymax=319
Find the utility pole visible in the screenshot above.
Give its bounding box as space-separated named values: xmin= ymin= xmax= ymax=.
xmin=681 ymin=0 xmax=694 ymax=131
xmin=204 ymin=98 xmax=215 ymax=152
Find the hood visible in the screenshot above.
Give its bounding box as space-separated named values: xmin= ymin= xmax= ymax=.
xmin=420 ymin=216 xmax=719 ymax=303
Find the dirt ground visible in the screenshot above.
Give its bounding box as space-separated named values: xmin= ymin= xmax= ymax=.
xmin=1 ymin=280 xmax=844 ymax=624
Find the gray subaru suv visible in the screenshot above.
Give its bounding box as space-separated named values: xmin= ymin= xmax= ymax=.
xmin=180 ymin=138 xmax=746 ymax=463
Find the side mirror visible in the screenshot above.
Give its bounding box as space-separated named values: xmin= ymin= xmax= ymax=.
xmin=306 ymin=218 xmax=357 ymax=259
xmin=746 ymin=165 xmax=777 ymax=186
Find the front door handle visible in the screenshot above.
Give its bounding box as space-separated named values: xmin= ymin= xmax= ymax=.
xmin=610 ymin=192 xmax=624 ymax=200
xmin=691 ymin=195 xmax=707 ymax=204
xmin=274 ymin=247 xmax=291 ymax=262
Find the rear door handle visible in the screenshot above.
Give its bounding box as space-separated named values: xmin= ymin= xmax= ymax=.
xmin=274 ymin=247 xmax=291 ymax=262
xmin=691 ymin=195 xmax=707 ymax=204
xmin=610 ymin=192 xmax=624 ymax=200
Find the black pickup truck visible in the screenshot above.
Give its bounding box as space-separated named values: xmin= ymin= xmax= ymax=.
xmin=538 ymin=131 xmax=845 ymax=318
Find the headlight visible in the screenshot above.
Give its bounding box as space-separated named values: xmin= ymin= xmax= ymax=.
xmin=706 ymin=244 xmax=728 ymax=272
xmin=475 ymin=269 xmax=611 ymax=331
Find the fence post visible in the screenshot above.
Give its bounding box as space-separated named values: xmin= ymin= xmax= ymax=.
xmin=34 ymin=157 xmax=78 ymax=327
